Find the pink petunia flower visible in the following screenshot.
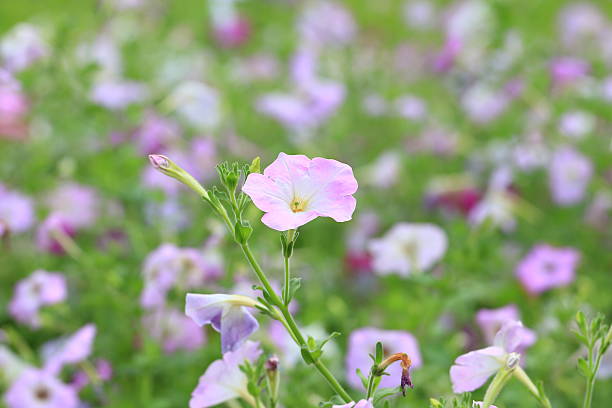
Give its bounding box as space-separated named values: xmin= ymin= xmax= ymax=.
xmin=368 ymin=223 xmax=447 ymax=276
xmin=346 ymin=327 xmax=422 ymax=390
xmin=450 ymin=321 xmax=532 ymax=393
xmin=9 ymin=270 xmax=67 ymax=328
xmin=36 ymin=213 xmax=76 ymax=255
xmin=515 ymin=244 xmax=580 ymax=295
xmin=242 ymin=153 xmax=358 ymax=231
xmin=189 ymin=341 xmax=262 ymax=408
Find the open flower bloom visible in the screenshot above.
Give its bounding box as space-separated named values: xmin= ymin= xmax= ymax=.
xmin=346 ymin=327 xmax=422 ymax=389
xmin=189 ymin=341 xmax=262 ymax=408
xmin=368 ymin=223 xmax=447 ymax=276
xmin=515 ymin=244 xmax=580 ymax=294
xmin=185 ymin=293 xmax=260 ymax=353
xmin=333 ymin=399 xmax=373 ymax=408
xmin=9 ymin=270 xmax=67 ymax=328
xmin=242 ymin=153 xmax=358 ymax=231
xmin=41 ymin=324 xmax=96 ymax=375
xmin=0 ymin=184 xmax=35 ymax=235
xmin=450 ymin=321 xmax=533 ymax=393
xmin=4 ymin=368 xmax=78 ymax=408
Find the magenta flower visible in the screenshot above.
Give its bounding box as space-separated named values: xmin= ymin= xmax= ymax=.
xmin=185 ymin=293 xmax=260 ymax=353
xmin=42 ymin=324 xmax=96 ymax=375
xmin=133 ymin=112 xmax=180 ymax=155
xmin=548 ymin=147 xmax=593 ymax=206
xmin=549 ymin=57 xmax=590 ymax=90
xmin=143 ymin=307 xmax=206 ymax=354
xmin=4 ymin=368 xmax=78 ymax=408
xmin=242 ymin=153 xmax=358 ymax=231
xmin=368 ymin=223 xmax=447 ymax=276
xmin=476 ymin=305 xmax=536 ymax=350
xmin=450 ymin=321 xmax=532 ymax=393
xmin=333 ymin=400 xmax=373 ymax=408
xmin=212 ymin=16 xmax=251 ymax=48
xmin=9 ymin=270 xmax=67 ymax=328
xmin=0 ymin=184 xmax=35 ymax=235
xmin=346 ymin=327 xmax=422 ymax=390
xmin=189 ymin=341 xmax=262 ymax=408
xmin=515 ymin=244 xmax=580 ymax=295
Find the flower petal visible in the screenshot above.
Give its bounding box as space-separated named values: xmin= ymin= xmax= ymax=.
xmin=450 ymin=346 xmax=504 ymax=393
xmin=220 ymin=306 xmax=259 ymax=353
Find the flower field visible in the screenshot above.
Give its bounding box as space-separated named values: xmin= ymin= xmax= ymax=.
xmin=1 ymin=1 xmax=611 ymax=407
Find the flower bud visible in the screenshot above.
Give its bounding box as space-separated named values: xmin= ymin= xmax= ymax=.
xmin=373 ymin=352 xmax=413 ymax=396
xmin=148 ymin=155 xmax=209 ymax=200
xmin=265 ymin=356 xmax=280 ymax=406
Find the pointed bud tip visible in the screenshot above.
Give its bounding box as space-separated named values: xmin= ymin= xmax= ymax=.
xmin=148 ymin=154 xmax=170 ymax=169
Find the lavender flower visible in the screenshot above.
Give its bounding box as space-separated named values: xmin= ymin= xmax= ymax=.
xmin=548 ymin=147 xmax=593 ymax=206
xmin=143 ymin=307 xmax=206 ymax=353
xmin=189 ymin=341 xmax=262 ymax=408
xmin=41 ymin=324 xmax=96 ymax=375
xmin=515 ymin=244 xmax=580 ymax=295
xmin=0 ymin=184 xmax=35 ymax=235
xmin=185 ymin=293 xmax=260 ymax=353
xmin=9 ymin=270 xmax=67 ymax=328
xmin=47 ymin=183 xmax=100 ymax=229
xmin=476 ymin=305 xmax=536 ymax=350
xmin=4 ymin=368 xmax=79 ymax=408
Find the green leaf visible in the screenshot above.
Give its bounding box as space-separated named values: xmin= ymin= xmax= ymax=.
xmin=375 ymin=341 xmax=384 ymax=364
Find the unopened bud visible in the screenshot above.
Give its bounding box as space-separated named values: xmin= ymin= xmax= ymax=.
xmin=506 ymin=352 xmax=520 ymax=370
xmin=148 ymin=155 xmax=209 ymax=200
xmin=265 ymin=356 xmax=280 ymax=406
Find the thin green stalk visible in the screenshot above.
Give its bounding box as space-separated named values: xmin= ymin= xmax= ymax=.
xmin=365 ymin=374 xmax=376 ymax=400
xmin=514 ymin=367 xmax=552 ymax=408
xmin=283 ymin=255 xmax=290 ymax=305
xmin=583 ymin=346 xmax=605 ymax=408
xmin=239 ymin=243 xmax=352 ymax=403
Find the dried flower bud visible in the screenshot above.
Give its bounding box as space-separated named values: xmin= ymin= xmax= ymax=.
xmin=374 ymin=352 xmax=414 ymax=396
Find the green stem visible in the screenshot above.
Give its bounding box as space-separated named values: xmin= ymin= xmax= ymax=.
xmin=482 ymin=366 xmax=514 ymax=408
xmin=239 ymin=243 xmax=352 ymax=403
xmin=365 ymin=374 xmax=376 ymax=400
xmin=283 ymin=255 xmax=290 ymax=305
xmin=583 ymin=346 xmax=605 ymax=408
xmin=514 ymin=367 xmax=552 ymax=408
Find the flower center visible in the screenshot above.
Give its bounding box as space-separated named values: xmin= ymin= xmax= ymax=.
xmin=34 ymin=385 xmax=50 ymax=401
xmin=290 ymin=197 xmax=308 ymax=213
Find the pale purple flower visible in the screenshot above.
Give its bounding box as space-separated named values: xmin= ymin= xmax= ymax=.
xmin=515 ymin=244 xmax=580 ymax=295
xmin=36 ymin=213 xmax=76 ymax=255
xmin=548 ymin=147 xmax=592 ymax=206
xmin=450 ymin=321 xmax=531 ymax=393
xmin=141 ymin=243 xmax=223 ymax=309
xmin=242 ymin=153 xmax=358 ymax=231
xmin=333 ymin=400 xmax=374 ymax=408
xmin=9 ymin=270 xmax=67 ymax=328
xmin=42 ymin=324 xmax=96 ymax=375
xmin=189 ymin=341 xmax=262 ymax=408
xmin=164 ymin=81 xmax=221 ymax=130
xmin=143 ymin=308 xmax=206 ymax=353
xmin=47 ymin=183 xmax=99 ymax=229
xmin=90 ymin=79 xmax=148 ymax=110
xmin=476 ymin=305 xmax=536 ymax=350
xmin=433 ymin=36 xmax=461 ymax=73
xmin=0 ymin=24 xmax=48 ymax=72
xmin=469 ymin=168 xmax=517 ymax=232
xmin=558 ymin=3 xmax=606 ymax=49
xmin=4 ymin=368 xmax=78 ymax=408
xmin=394 ymin=95 xmax=427 ymax=121
xmin=298 ymin=2 xmax=356 ymax=48
xmin=70 ymin=359 xmax=112 ymax=392
xmin=473 ymin=403 xmax=498 ymax=408
xmin=0 ymin=185 xmax=35 ymax=234
xmin=558 ymin=110 xmax=595 ymax=139
xmin=368 ymin=223 xmax=447 ymax=276
xmin=185 ymin=293 xmax=260 ymax=353
xmin=346 ymin=327 xmax=422 ymax=390
xmin=362 ymin=151 xmax=401 ymax=189
xmin=133 ymin=112 xmax=180 ymax=155
xmin=461 ymin=84 xmax=510 ymax=124
xmin=550 ymin=57 xmax=590 ymax=89
xmin=403 ymin=1 xmax=436 ymax=30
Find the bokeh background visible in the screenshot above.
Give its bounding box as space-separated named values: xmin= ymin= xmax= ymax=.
xmin=1 ymin=0 xmax=611 ymax=407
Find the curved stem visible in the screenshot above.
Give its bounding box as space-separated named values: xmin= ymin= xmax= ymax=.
xmin=365 ymin=374 xmax=376 ymax=400
xmin=239 ymin=243 xmax=352 ymax=403
xmin=283 ymin=256 xmax=290 ymax=305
